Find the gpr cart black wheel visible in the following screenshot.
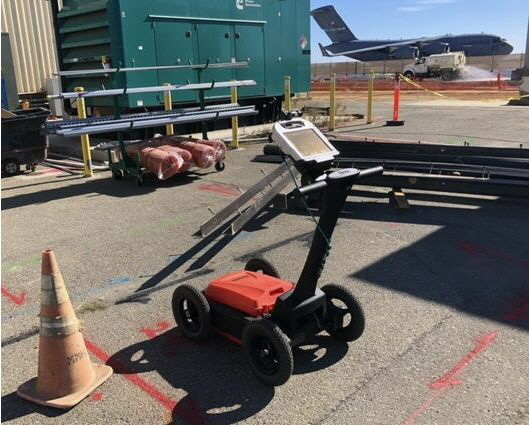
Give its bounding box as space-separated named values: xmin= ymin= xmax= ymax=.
xmin=263 ymin=144 xmax=283 ymax=156
xmin=244 ymin=258 xmax=280 ymax=278
xmin=171 ymin=284 xmax=212 ymax=341
xmin=215 ymin=161 xmax=225 ymax=172
xmin=242 ymin=319 xmax=293 ymax=386
xmin=322 ymin=284 xmax=365 ymax=342
xmin=2 ymin=159 xmax=20 ymax=177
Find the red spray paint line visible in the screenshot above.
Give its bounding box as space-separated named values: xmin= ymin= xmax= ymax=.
xmin=504 ymin=298 xmax=529 ymax=322
xmin=91 ymin=392 xmax=104 ymax=401
xmin=430 ymin=332 xmax=498 ymax=390
xmin=1 ymin=286 xmax=27 ymax=306
xmin=458 ymin=242 xmax=529 ymax=268
xmin=140 ymin=321 xmax=171 ymax=340
xmin=401 ymin=390 xmax=446 ymax=425
xmin=139 ymin=321 xmax=187 ymax=357
xmin=84 ymin=339 xmax=209 ymax=425
xmin=198 ymin=183 xmax=241 ymax=198
xmin=401 ymin=331 xmax=499 ymax=425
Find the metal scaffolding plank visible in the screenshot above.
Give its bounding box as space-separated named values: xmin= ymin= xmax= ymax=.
xmin=199 ymin=159 xmax=294 ymax=237
xmin=46 ymin=103 xmax=240 ymax=131
xmin=230 ymin=171 xmax=299 ymax=236
xmin=49 ymin=80 xmax=256 ymax=100
xmin=55 ymin=106 xmax=257 ymax=136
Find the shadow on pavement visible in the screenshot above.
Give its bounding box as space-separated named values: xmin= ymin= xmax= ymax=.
xmin=107 ymin=327 xmax=348 ymax=425
xmin=134 ymin=208 xmax=282 ymax=293
xmin=346 ymin=195 xmax=529 ymax=331
xmin=1 ymin=392 xmax=65 ymax=422
xmin=1 ymin=172 xmax=203 ymax=210
xmin=284 ymin=192 xmax=529 ymax=331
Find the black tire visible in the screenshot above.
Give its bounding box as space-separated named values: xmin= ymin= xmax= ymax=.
xmin=242 ymin=319 xmax=293 ymax=386
xmin=403 ymin=71 xmax=414 ymax=80
xmin=171 ymin=284 xmax=212 ymax=341
xmin=441 ymin=69 xmax=454 ymax=81
xmin=215 ymin=161 xmax=225 ymax=172
xmin=2 ymin=159 xmax=20 ymax=176
xmin=244 ymin=258 xmax=280 ymax=278
xmin=112 ymin=169 xmax=123 ymax=180
xmin=263 ymin=144 xmax=283 ymax=156
xmin=322 ymin=284 xmax=365 ymax=342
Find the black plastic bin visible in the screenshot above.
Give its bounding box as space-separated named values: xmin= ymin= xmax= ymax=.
xmin=1 ymin=107 xmax=49 ymax=176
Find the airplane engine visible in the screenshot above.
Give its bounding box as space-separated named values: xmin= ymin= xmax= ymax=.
xmin=392 ymin=45 xmax=418 ymax=60
xmin=421 ymin=42 xmax=450 ymax=55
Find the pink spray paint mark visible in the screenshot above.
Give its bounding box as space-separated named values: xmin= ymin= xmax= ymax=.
xmin=1 ymin=286 xmax=27 ymax=306
xmin=139 ymin=321 xmax=185 ymax=357
xmin=91 ymin=392 xmax=104 ymax=401
xmin=504 ymin=297 xmax=529 ymax=322
xmin=198 ymin=183 xmax=240 ymax=198
xmin=139 ymin=321 xmax=171 ymax=340
xmin=430 ymin=332 xmax=498 ymax=390
xmin=458 ymin=242 xmax=529 ymax=268
xmin=84 ymin=339 xmax=209 ymax=425
xmin=401 ymin=331 xmax=499 ymax=425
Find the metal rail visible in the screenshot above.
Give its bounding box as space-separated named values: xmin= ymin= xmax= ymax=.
xmin=199 ymin=159 xmax=295 ymax=237
xmin=230 ymin=171 xmax=298 ymax=235
xmin=53 ymin=106 xmax=257 ymax=136
xmin=46 ymin=103 xmax=241 ymax=131
xmin=330 ymin=139 xmax=529 ymax=161
xmin=57 ymin=61 xmax=249 ymax=77
xmin=357 ymin=172 xmax=529 ymax=199
xmin=253 ymin=155 xmax=529 ymax=180
xmin=49 ymin=80 xmax=256 ymax=100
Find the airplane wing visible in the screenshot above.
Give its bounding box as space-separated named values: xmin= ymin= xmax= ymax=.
xmin=320 ymin=36 xmax=445 ymax=57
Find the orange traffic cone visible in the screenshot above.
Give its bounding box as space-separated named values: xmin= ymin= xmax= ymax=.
xmin=17 ymin=249 xmax=112 ymax=409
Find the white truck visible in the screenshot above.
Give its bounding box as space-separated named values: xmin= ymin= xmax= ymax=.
xmin=403 ymin=51 xmax=466 ymax=81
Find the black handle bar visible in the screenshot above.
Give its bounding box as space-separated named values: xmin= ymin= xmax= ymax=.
xmin=358 ymin=165 xmax=384 ymax=179
xmin=297 ymin=166 xmax=384 ymax=196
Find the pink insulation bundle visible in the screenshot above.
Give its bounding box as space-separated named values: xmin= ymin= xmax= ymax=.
xmin=156 ymin=145 xmax=194 ymax=172
xmin=125 ymin=145 xmax=182 ymax=180
xmin=176 ymin=141 xmax=216 ymax=169
xmin=196 ymin=139 xmax=227 ymax=163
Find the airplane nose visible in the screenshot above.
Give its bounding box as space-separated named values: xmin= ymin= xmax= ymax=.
xmin=495 ymin=42 xmax=513 ymax=55
xmin=504 ymin=43 xmax=513 ymax=55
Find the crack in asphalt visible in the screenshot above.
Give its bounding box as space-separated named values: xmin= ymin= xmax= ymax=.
xmin=312 ymin=314 xmax=452 ymax=425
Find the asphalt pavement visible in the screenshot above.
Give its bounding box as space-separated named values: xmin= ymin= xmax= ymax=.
xmin=2 ymin=105 xmax=529 ymax=425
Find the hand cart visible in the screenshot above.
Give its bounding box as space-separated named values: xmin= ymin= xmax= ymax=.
xmin=47 ymin=61 xmax=257 ymax=185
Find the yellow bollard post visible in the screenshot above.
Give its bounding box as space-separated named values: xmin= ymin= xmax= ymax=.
xmin=231 ymin=83 xmax=239 ymax=149
xmin=284 ymin=76 xmax=291 ymax=113
xmin=367 ymin=73 xmax=375 ymax=124
xmin=163 ymin=83 xmax=174 ymax=136
xmin=329 ymin=73 xmax=336 ymax=131
xmin=74 ymin=87 xmax=93 ymax=177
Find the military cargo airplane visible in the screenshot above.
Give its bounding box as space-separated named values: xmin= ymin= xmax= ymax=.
xmin=312 ymin=5 xmax=513 ymax=61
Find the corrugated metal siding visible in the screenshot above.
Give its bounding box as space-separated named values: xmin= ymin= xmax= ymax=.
xmin=1 ymin=0 xmax=60 ymax=94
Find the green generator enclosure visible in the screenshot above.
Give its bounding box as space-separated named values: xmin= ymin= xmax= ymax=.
xmin=53 ymin=0 xmax=310 ymax=111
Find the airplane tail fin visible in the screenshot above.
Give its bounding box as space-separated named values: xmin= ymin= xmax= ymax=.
xmin=311 ymin=5 xmax=357 ymax=44
xmin=318 ymin=43 xmax=331 ymax=57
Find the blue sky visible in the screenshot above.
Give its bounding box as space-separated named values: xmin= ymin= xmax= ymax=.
xmin=310 ymin=0 xmax=528 ymax=62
